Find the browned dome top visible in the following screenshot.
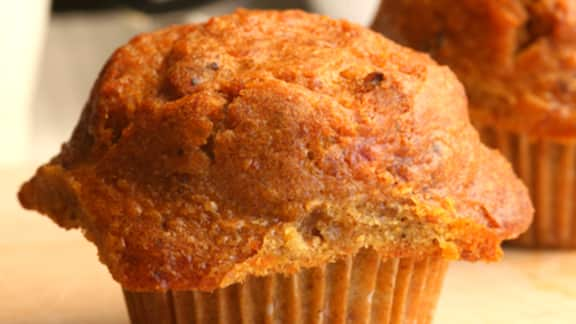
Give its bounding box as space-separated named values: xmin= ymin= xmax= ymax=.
xmin=19 ymin=9 xmax=532 ymax=291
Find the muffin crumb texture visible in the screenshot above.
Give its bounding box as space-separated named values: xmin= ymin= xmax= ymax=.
xmin=19 ymin=10 xmax=532 ymax=291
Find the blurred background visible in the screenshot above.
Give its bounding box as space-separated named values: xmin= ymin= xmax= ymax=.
xmin=0 ymin=0 xmax=381 ymax=166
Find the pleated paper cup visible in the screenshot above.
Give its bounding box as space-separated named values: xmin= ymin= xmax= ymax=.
xmin=475 ymin=121 xmax=576 ymax=248
xmin=123 ymin=249 xmax=449 ymax=324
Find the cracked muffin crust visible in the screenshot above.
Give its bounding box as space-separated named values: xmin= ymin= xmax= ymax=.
xmin=19 ymin=9 xmax=532 ymax=291
xmin=373 ymin=0 xmax=576 ymax=138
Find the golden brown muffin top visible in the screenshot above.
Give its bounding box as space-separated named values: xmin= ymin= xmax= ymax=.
xmin=19 ymin=9 xmax=532 ymax=291
xmin=373 ymin=0 xmax=576 ymax=139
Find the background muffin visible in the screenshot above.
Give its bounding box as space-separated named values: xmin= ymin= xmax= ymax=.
xmin=19 ymin=9 xmax=532 ymax=323
xmin=373 ymin=0 xmax=576 ymax=247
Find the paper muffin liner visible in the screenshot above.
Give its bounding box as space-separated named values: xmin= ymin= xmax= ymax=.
xmin=475 ymin=122 xmax=576 ymax=248
xmin=123 ymin=249 xmax=449 ymax=324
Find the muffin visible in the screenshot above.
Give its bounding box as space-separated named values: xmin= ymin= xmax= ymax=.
xmin=19 ymin=9 xmax=532 ymax=323
xmin=373 ymin=0 xmax=576 ymax=248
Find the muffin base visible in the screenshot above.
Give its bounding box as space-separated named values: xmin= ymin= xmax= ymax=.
xmin=475 ymin=122 xmax=576 ymax=248
xmin=123 ymin=249 xmax=448 ymax=324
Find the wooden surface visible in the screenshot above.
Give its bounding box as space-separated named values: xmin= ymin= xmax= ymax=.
xmin=2 ymin=166 xmax=576 ymax=324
